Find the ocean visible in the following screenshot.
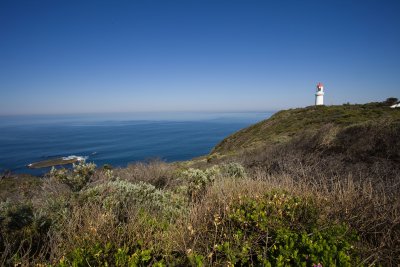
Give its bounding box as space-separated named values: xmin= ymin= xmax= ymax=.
xmin=0 ymin=112 xmax=273 ymax=175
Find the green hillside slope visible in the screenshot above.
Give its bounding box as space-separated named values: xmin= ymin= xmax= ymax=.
xmin=212 ymin=103 xmax=400 ymax=155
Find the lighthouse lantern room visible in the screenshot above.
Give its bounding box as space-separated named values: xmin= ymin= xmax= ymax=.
xmin=315 ymin=82 xmax=324 ymax=106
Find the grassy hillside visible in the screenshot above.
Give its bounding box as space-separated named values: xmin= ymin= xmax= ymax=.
xmin=212 ymin=103 xmax=400 ymax=155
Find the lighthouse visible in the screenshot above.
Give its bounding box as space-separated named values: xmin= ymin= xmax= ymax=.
xmin=315 ymin=82 xmax=324 ymax=106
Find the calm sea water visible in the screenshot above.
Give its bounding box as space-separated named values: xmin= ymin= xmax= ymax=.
xmin=0 ymin=112 xmax=273 ymax=175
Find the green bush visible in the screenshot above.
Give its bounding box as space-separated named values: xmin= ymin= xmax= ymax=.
xmin=57 ymin=243 xmax=211 ymax=267
xmin=0 ymin=201 xmax=34 ymax=232
xmin=50 ymin=162 xmax=96 ymax=191
xmin=0 ymin=201 xmax=51 ymax=265
xmin=57 ymin=243 xmax=159 ymax=267
xmin=57 ymin=242 xmax=203 ymax=267
xmin=209 ymin=192 xmax=359 ymax=266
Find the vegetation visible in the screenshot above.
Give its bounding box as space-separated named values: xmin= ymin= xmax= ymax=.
xmin=385 ymin=97 xmax=399 ymax=106
xmin=212 ymin=102 xmax=400 ymax=154
xmin=0 ymin=174 xmax=42 ymax=202
xmin=189 ymin=190 xmax=358 ymax=266
xmin=1 ymin=103 xmax=399 ymax=266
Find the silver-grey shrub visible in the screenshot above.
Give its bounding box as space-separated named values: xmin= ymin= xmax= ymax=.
xmin=81 ymin=180 xmax=185 ymax=219
xmin=220 ymin=162 xmax=247 ymax=179
xmin=181 ymin=166 xmax=221 ymax=200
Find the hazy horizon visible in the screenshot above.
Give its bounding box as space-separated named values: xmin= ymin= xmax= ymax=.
xmin=1 ymin=0 xmax=399 ymax=115
xmin=0 ymin=109 xmax=277 ymax=117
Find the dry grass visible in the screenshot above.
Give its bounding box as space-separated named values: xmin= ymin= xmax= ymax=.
xmin=48 ymin=202 xmax=169 ymax=262
xmin=111 ymin=159 xmax=178 ymax=189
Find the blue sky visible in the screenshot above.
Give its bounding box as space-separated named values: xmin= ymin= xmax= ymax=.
xmin=1 ymin=0 xmax=399 ymax=115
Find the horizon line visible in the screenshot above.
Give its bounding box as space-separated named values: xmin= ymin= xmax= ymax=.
xmin=0 ymin=109 xmax=280 ymax=117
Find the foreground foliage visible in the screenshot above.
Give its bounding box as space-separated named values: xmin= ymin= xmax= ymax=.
xmin=52 ymin=191 xmax=359 ymax=267
xmin=0 ymin=162 xmax=365 ymax=266
xmin=211 ymin=192 xmax=357 ymax=266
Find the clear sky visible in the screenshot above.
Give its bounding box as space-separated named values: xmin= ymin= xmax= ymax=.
xmin=1 ymin=0 xmax=399 ymax=115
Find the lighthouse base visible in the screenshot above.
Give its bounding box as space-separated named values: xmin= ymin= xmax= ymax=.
xmin=315 ymin=95 xmax=324 ymax=106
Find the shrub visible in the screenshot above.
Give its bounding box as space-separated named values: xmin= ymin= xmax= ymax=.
xmin=220 ymin=162 xmax=247 ymax=179
xmin=57 ymin=243 xmax=159 ymax=267
xmin=384 ymin=97 xmax=398 ymax=106
xmin=57 ymin=243 xmax=206 ymax=267
xmin=117 ymin=160 xmax=176 ymax=189
xmin=180 ymin=164 xmax=246 ymax=201
xmin=102 ymin=164 xmax=113 ymax=170
xmin=192 ymin=191 xmax=359 ymax=266
xmin=81 ymin=180 xmax=185 ymax=219
xmin=103 ymin=168 xmax=117 ymax=181
xmin=0 ymin=201 xmax=34 ymax=232
xmin=181 ymin=167 xmax=220 ymax=201
xmin=206 ymin=153 xmax=218 ymax=163
xmin=0 ymin=201 xmax=51 ymax=265
xmin=50 ymin=162 xmax=96 ymax=192
xmin=39 ymin=195 xmax=71 ymax=230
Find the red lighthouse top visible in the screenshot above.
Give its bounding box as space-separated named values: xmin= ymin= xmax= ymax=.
xmin=317 ymin=82 xmax=324 ymax=91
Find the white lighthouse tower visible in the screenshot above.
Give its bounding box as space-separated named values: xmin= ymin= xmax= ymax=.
xmin=315 ymin=82 xmax=324 ymax=106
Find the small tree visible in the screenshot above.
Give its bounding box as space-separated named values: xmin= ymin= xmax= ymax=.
xmin=385 ymin=97 xmax=398 ymax=106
